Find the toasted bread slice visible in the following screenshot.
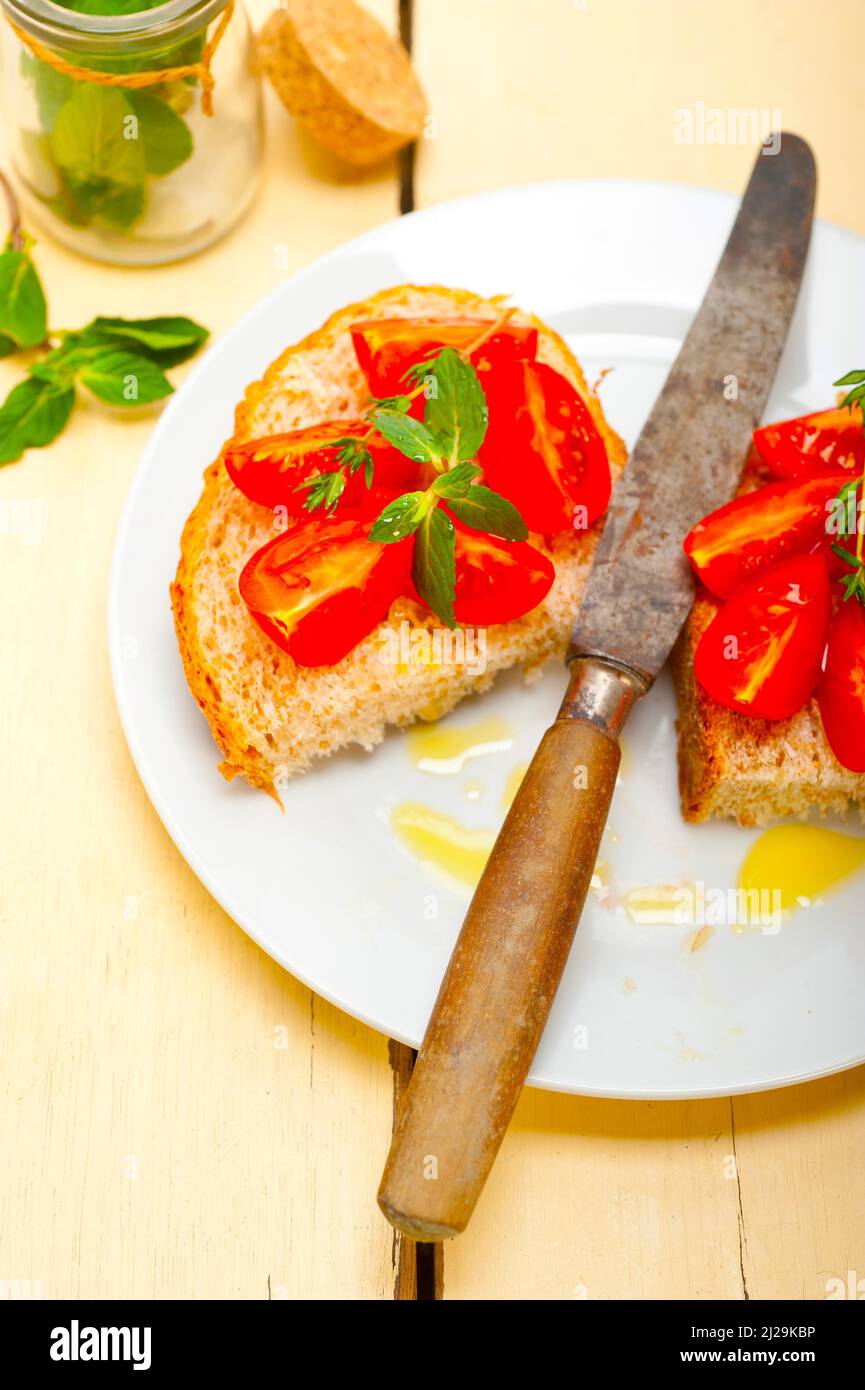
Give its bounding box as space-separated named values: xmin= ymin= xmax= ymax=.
xmin=171 ymin=285 xmax=626 ymax=796
xmin=672 ymin=587 xmax=865 ymax=826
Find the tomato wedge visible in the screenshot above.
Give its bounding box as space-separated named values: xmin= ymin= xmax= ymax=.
xmin=479 ymin=361 xmax=611 ymax=534
xmin=753 ymin=405 xmax=864 ymax=480
xmin=238 ymin=506 xmax=412 ymax=666
xmin=693 ymin=552 xmax=831 ymax=721
xmin=225 ymin=421 xmax=415 ymax=514
xmin=350 ymin=318 xmax=539 ymax=399
xmin=449 ymin=519 xmax=555 ymax=626
xmin=684 ymin=475 xmax=848 ymax=599
xmin=817 ymin=599 xmax=865 ymax=772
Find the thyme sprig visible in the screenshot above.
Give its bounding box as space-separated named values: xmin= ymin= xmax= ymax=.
xmin=830 ymin=371 xmax=865 ymax=609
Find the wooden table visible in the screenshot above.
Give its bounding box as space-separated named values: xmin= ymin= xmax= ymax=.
xmin=2 ymin=0 xmax=863 ymax=1301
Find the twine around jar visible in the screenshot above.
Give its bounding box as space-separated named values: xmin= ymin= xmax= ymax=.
xmin=3 ymin=0 xmax=235 ymax=116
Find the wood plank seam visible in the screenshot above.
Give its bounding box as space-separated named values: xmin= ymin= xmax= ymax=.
xmin=729 ymin=1097 xmax=750 ymax=1301
xmin=389 ymin=1041 xmax=445 ymax=1298
xmin=387 ymin=0 xmax=444 ymax=1303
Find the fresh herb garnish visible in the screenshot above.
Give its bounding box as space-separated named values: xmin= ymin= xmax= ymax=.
xmin=371 ymin=407 xmax=441 ymax=463
xmin=368 ymin=490 xmax=434 ymax=543
xmin=830 ymin=370 xmax=865 ymax=608
xmin=294 ymin=435 xmax=374 ymax=512
xmin=0 ymin=172 xmax=208 ymax=464
xmin=0 ymin=378 xmax=76 ymax=463
xmin=301 ymin=318 xmax=528 ymax=628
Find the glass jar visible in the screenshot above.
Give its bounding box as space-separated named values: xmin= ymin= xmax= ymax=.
xmin=0 ymin=0 xmax=263 ymax=264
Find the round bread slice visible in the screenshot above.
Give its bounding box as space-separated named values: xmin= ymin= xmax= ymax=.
xmin=171 ymin=284 xmax=627 ymax=797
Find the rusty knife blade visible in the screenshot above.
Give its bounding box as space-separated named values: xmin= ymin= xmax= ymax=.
xmin=569 ymin=132 xmax=816 ymax=682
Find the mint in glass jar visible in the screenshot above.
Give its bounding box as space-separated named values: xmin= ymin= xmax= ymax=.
xmin=0 ymin=0 xmax=263 ymax=263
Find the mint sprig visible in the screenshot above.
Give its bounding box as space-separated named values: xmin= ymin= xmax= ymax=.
xmin=0 ymin=174 xmax=208 ymax=465
xmin=296 ymin=331 xmax=528 ymax=626
xmin=367 ymin=349 xmax=524 ymax=625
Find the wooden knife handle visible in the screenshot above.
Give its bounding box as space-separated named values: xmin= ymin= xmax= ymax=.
xmin=378 ymin=658 xmax=646 ymax=1240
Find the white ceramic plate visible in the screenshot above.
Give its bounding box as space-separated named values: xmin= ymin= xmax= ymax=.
xmin=109 ymin=180 xmax=865 ymax=1098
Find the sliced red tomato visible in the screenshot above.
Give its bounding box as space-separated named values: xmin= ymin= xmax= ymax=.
xmin=238 ymin=505 xmax=412 ymax=667
xmin=224 ymin=420 xmax=415 ymax=514
xmin=753 ymin=405 xmax=864 ymax=479
xmin=350 ymin=318 xmax=539 ymax=399
xmin=817 ymin=599 xmax=865 ymax=772
xmin=479 ymin=360 xmax=611 ymax=535
xmin=684 ymin=475 xmax=849 ymax=599
xmin=448 ymin=519 xmax=555 ymax=626
xmin=693 ymin=552 xmax=831 ymax=721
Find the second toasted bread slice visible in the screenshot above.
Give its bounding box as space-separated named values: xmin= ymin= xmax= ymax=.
xmin=672 ymin=587 xmax=865 ymax=826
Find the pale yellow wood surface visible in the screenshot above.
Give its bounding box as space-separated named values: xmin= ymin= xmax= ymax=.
xmin=0 ymin=0 xmax=402 ymax=1300
xmin=2 ymin=0 xmax=864 ymax=1303
xmin=414 ymin=0 xmax=859 ymax=229
xmin=412 ymin=0 xmax=865 ymax=1300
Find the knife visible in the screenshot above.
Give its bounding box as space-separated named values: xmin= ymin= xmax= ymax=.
xmin=378 ymin=134 xmax=816 ymax=1241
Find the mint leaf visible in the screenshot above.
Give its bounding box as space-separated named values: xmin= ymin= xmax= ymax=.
xmin=0 ymin=377 xmax=75 ymax=465
xmin=128 ymin=91 xmax=193 ymax=176
xmin=0 ymin=248 xmax=47 ymax=349
xmin=446 ymin=485 xmax=528 ymax=541
xmin=834 ymin=370 xmax=865 ymax=387
xmin=51 ymin=85 xmax=145 ymax=186
xmin=371 ymin=407 xmax=441 ymax=465
xmin=94 ymin=181 xmax=146 ymax=230
xmin=78 ymin=315 xmax=209 ymax=366
xmin=369 ymin=491 xmax=431 ymax=543
xmin=78 ymin=348 xmax=172 ymax=405
xmin=432 ymin=461 xmax=481 ymax=499
xmin=0 ymin=335 xmax=15 ymax=358
xmin=413 ymin=506 xmax=456 ymax=628
xmin=51 ymin=86 xmax=145 ymax=228
xmin=425 ymin=347 xmax=488 ymax=462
